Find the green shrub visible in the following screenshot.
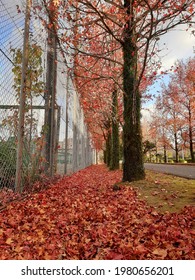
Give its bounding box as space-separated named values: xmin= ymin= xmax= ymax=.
xmin=179 ymin=159 xmax=187 ymax=163
xmin=0 ymin=138 xmax=16 ymax=189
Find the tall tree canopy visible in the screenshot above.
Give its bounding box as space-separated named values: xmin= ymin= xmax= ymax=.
xmin=37 ymin=0 xmax=195 ymax=180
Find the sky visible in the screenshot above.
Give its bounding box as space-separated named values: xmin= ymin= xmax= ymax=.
xmin=159 ymin=27 xmax=194 ymax=70
xmin=142 ymin=25 xmax=195 ymax=118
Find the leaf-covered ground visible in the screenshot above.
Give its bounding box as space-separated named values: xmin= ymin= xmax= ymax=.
xmin=0 ymin=165 xmax=194 ymax=260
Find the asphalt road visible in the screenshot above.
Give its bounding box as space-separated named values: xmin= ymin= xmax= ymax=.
xmin=144 ymin=163 xmax=195 ymax=179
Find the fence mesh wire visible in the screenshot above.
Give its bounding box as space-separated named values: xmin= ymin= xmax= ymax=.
xmin=0 ymin=0 xmax=95 ymax=194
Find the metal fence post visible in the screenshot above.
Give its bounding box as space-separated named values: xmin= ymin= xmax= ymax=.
xmin=55 ymin=105 xmax=61 ymax=172
xmin=72 ymin=91 xmax=78 ymax=173
xmin=64 ymin=72 xmax=69 ymax=174
xmin=44 ymin=1 xmax=57 ymax=177
xmin=15 ymin=0 xmax=32 ymax=192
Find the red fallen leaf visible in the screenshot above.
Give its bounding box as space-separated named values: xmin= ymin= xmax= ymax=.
xmin=158 ymin=204 xmax=163 ymax=208
xmin=168 ymin=202 xmax=175 ymax=207
xmin=14 ymin=246 xmax=22 ymax=253
xmin=152 ymin=191 xmax=159 ymax=196
xmin=84 ymin=248 xmax=97 ymax=259
xmin=152 ymin=248 xmax=167 ymax=258
xmin=0 ymin=165 xmax=194 ymax=260
xmin=112 ymin=254 xmax=124 ymax=260
xmin=134 ymin=244 xmax=148 ymax=254
xmin=190 ymin=229 xmax=195 ymax=235
xmin=5 ymin=238 xmax=13 ymax=245
xmin=150 ymin=210 xmax=159 ymax=216
xmin=106 ymin=250 xmax=124 ymax=260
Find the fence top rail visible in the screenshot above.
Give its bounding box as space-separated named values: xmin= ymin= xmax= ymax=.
xmin=0 ymin=105 xmax=60 ymax=110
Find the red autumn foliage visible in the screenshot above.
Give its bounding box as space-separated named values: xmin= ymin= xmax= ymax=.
xmin=0 ymin=165 xmax=194 ymax=260
xmin=0 ymin=175 xmax=60 ymax=210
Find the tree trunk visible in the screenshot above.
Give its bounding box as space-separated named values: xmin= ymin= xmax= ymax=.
xmin=110 ymin=90 xmax=119 ymax=170
xmin=174 ymin=132 xmax=179 ymax=163
xmin=105 ymin=131 xmax=111 ymax=167
xmin=164 ymin=144 xmax=167 ymax=163
xmin=189 ymin=128 xmax=194 ymax=162
xmin=122 ymin=0 xmax=145 ymax=181
xmin=189 ymin=107 xmax=194 ymax=162
xmin=103 ymin=150 xmax=106 ymax=164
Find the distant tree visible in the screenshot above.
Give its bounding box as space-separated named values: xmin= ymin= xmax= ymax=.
xmin=158 ymin=83 xmax=184 ymax=162
xmin=143 ymin=140 xmax=156 ymax=155
xmin=172 ymin=58 xmax=195 ymax=162
xmin=152 ymin=58 xmax=195 ymax=162
xmin=155 ymin=98 xmax=170 ymax=163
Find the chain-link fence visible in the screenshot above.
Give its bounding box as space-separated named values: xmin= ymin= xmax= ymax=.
xmin=0 ymin=0 xmax=95 ymax=194
xmin=56 ymin=54 xmax=95 ymax=176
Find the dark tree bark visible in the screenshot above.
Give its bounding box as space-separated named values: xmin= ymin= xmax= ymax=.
xmin=122 ymin=0 xmax=145 ymax=181
xmin=174 ymin=132 xmax=179 ymax=163
xmin=105 ymin=130 xmax=112 ymax=167
xmin=188 ymin=106 xmax=195 ymax=162
xmin=110 ymin=89 xmax=119 ymax=170
xmin=164 ymin=144 xmax=167 ymax=163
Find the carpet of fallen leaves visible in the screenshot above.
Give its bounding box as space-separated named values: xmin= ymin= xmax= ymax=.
xmin=0 ymin=165 xmax=194 ymax=260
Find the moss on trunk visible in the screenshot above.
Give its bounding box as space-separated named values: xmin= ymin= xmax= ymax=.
xmin=122 ymin=0 xmax=145 ymax=181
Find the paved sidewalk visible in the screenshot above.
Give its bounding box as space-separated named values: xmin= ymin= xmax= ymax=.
xmin=145 ymin=163 xmax=195 ymax=179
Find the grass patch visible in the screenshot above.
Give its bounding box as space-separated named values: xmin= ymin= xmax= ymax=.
xmin=131 ymin=170 xmax=195 ymax=213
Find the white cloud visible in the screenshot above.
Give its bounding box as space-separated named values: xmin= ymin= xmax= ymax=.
xmin=158 ymin=26 xmax=194 ymax=71
xmin=144 ymin=26 xmax=194 ymax=108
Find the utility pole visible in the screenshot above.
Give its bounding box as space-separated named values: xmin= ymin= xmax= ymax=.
xmin=15 ymin=0 xmax=32 ymax=192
